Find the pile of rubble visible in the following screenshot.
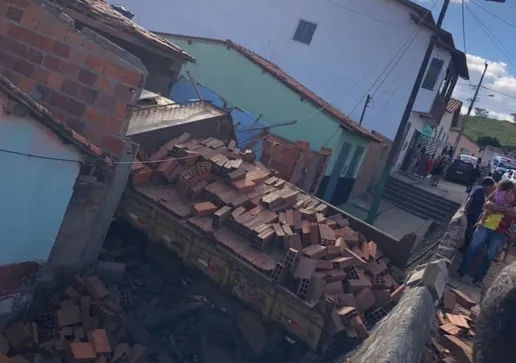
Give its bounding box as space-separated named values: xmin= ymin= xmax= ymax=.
xmin=132 ymin=134 xmax=407 ymax=340
xmin=423 ymin=287 xmax=478 ymax=363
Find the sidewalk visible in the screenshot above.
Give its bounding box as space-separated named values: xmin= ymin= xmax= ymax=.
xmin=392 ymin=173 xmax=467 ymax=205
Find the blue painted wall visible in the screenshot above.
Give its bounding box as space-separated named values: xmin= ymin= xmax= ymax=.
xmin=172 ymin=76 xmax=266 ymax=158
xmin=0 ymin=106 xmax=80 ymax=265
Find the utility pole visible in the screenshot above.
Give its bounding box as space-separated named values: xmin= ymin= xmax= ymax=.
xmin=359 ymin=94 xmax=372 ymax=126
xmin=452 ymin=62 xmax=488 ymax=158
xmin=365 ymin=0 xmax=451 ymax=224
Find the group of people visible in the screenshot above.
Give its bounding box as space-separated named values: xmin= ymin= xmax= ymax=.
xmin=459 ymin=176 xmax=516 ymax=287
xmin=406 ymin=145 xmax=454 ymax=186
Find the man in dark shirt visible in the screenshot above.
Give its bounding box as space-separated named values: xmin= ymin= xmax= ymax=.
xmin=466 ymin=158 xmax=482 ymax=193
xmin=461 ymin=177 xmax=496 ymax=253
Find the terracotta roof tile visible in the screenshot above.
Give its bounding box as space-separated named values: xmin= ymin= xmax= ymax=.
xmin=155 ymin=33 xmax=381 ymax=143
xmin=50 ymin=0 xmax=193 ymax=61
xmin=0 ymin=74 xmax=109 ymax=165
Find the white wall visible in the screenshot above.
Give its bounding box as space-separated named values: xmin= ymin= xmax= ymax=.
xmin=118 ymin=0 xmax=452 ymax=142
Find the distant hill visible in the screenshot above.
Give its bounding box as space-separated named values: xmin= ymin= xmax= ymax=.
xmin=464 ymin=116 xmax=516 ymax=148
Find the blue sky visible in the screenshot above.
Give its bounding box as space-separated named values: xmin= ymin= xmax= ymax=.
xmin=417 ymin=0 xmax=516 ymax=120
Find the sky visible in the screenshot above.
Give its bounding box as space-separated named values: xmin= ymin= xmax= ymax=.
xmin=414 ymin=0 xmax=516 ymax=121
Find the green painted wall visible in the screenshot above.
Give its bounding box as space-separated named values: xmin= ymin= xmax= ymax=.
xmin=169 ymin=38 xmax=370 ymax=176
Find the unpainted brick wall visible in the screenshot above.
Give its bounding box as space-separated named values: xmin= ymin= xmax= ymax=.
xmin=0 ymin=0 xmax=147 ymax=157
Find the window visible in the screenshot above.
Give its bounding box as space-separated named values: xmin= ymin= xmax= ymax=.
xmin=422 ymin=58 xmax=444 ymax=90
xmin=345 ymin=145 xmax=366 ymax=178
xmin=293 ymin=20 xmax=317 ymax=45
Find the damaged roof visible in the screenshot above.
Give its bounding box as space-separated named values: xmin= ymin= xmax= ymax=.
xmin=0 ymin=73 xmax=109 ymax=164
xmin=48 ymin=0 xmax=194 ymax=62
xmin=155 ymin=33 xmax=380 ymax=143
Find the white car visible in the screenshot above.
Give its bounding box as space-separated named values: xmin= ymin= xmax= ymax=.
xmin=501 ymin=170 xmax=516 ymax=182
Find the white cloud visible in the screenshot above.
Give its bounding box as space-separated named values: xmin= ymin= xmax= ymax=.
xmin=452 ymin=54 xmax=516 ymax=122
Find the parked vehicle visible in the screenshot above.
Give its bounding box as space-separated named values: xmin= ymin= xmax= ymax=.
xmin=491 ymin=156 xmax=516 ymax=182
xmin=446 ymin=154 xmax=477 ymax=184
xmin=502 ymin=170 xmax=516 ymax=183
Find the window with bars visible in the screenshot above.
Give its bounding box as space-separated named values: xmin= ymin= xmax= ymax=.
xmin=293 ymin=20 xmax=317 ymax=45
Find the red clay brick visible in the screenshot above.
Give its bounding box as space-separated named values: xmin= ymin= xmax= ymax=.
xmin=37 ymin=20 xmax=68 ymax=42
xmin=0 ymin=355 xmax=11 ymax=363
xmin=20 ymin=6 xmax=40 ymax=27
xmin=84 ymin=275 xmax=109 ymax=300
xmin=61 ymin=79 xmax=81 ymax=98
xmin=231 ymin=179 xmax=255 ymax=194
xmin=350 ymin=316 xmax=369 ymax=340
xmin=132 ymin=167 xmax=152 ymax=186
xmin=85 ymin=56 xmax=106 ymax=73
xmin=390 ymin=285 xmax=405 ymax=303
xmin=354 ymin=288 xmax=376 ymax=312
xmin=8 ymin=39 xmax=27 ymax=57
xmin=440 ymin=335 xmax=473 ymax=363
xmin=16 ymin=76 xmax=35 ymax=94
xmin=57 ymin=305 xmax=81 ymax=327
xmin=78 ymin=68 xmax=97 ymax=87
xmin=25 ymin=47 xmax=43 ymax=64
xmin=6 ymin=6 xmax=23 ymax=22
xmin=87 ymin=329 xmax=111 ymax=355
xmin=193 ymin=202 xmax=218 ymax=217
xmin=101 ymin=135 xmax=125 ymax=155
xmin=5 ymin=0 xmax=31 ymax=10
xmin=69 ymin=342 xmax=96 ymax=361
xmin=78 ymin=87 xmax=98 ymax=104
xmin=61 ymin=61 xmax=80 ymax=78
xmin=43 ymin=54 xmax=62 ymax=72
xmin=122 ymin=69 xmax=144 ymax=87
xmin=113 ymin=83 xmax=134 ymax=102
xmin=14 ymin=59 xmax=34 ymax=77
xmin=96 ymin=95 xmax=116 ymax=113
xmin=103 ymin=61 xmax=125 ymax=80
xmin=95 ymin=76 xmax=115 ymax=94
xmin=47 ymin=73 xmax=64 ymax=91
xmin=49 ymin=92 xmax=69 ymax=109
xmin=67 ymin=99 xmax=86 ymax=117
xmin=52 ymin=41 xmax=70 ymax=58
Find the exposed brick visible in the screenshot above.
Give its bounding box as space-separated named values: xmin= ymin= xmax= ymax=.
xmin=61 ymin=61 xmax=80 ymax=78
xmin=8 ymin=39 xmax=26 ymax=57
xmin=85 ymin=56 xmax=106 ymax=73
xmin=57 ymin=305 xmax=81 ymax=327
xmin=87 ymin=329 xmax=111 ymax=354
xmin=114 ymin=102 xmax=127 ymax=119
xmin=0 ymin=355 xmax=11 ymax=363
xmin=103 ymin=61 xmax=125 ymax=80
xmin=113 ymin=83 xmax=134 ymax=102
xmin=68 ymin=342 xmax=96 ymax=361
xmin=84 ymin=275 xmax=109 ymax=300
xmin=132 ymin=167 xmax=152 ymax=186
xmin=51 ymin=42 xmax=70 ymax=60
xmin=47 ymin=106 xmax=66 ymax=122
xmin=43 ymin=55 xmax=62 ymax=72
xmin=65 ymin=117 xmax=85 ymax=132
xmin=96 ymin=95 xmax=116 ymax=113
xmin=67 ymin=98 xmax=86 ymax=117
xmin=101 ymin=135 xmax=125 ymax=155
xmin=78 ymin=68 xmax=97 ymax=87
xmin=17 ymin=75 xmax=35 ymax=94
xmin=4 ymin=322 xmax=31 ymax=348
xmin=68 ymin=50 xmax=87 ymax=65
xmin=46 ymin=73 xmax=64 ymax=91
xmin=3 ymin=69 xmax=19 ymax=84
xmin=26 ymin=47 xmax=43 ymax=64
xmin=78 ymin=87 xmax=98 ymax=104
xmin=96 ymin=76 xmax=115 ymax=94
xmin=6 ymin=23 xmax=24 ymax=39
xmin=5 ymin=0 xmax=31 ymax=10
xmin=122 ymin=68 xmax=144 ymax=87
xmin=0 ymin=51 xmax=17 ymax=69
xmin=61 ymin=79 xmax=80 ymax=98
xmin=14 ymin=59 xmax=34 ymax=77
xmin=20 ymin=6 xmax=40 ymax=28
xmin=193 ymin=202 xmax=218 ymax=217
xmin=37 ymin=20 xmax=68 ymax=42
xmin=32 ymin=65 xmax=49 ymax=83
xmin=49 ymin=92 xmax=69 ymax=109
xmin=6 ymin=6 xmax=23 ymax=22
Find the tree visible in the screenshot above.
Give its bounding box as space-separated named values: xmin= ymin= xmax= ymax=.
xmin=475 ymin=108 xmax=489 ymax=118
xmin=477 ymin=136 xmax=501 ymax=148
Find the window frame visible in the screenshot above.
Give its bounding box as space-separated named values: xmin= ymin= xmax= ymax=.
xmin=345 ymin=145 xmax=366 ymax=178
xmin=422 ymin=58 xmax=445 ymax=91
xmin=293 ymin=19 xmax=317 ymax=45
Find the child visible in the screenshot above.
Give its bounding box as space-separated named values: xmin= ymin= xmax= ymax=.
xmin=478 ymin=179 xmax=515 ymax=226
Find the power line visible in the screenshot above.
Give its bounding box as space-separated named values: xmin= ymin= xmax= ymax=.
xmin=482 ymin=85 xmax=516 ymax=100
xmin=461 ymin=0 xmax=467 ymax=56
xmin=322 ymin=0 xmax=403 ymax=29
xmin=470 ymin=0 xmax=516 ymax=32
xmin=466 ymin=4 xmax=516 ymax=69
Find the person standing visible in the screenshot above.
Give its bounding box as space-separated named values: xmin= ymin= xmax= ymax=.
xmin=431 ymin=151 xmax=451 ymax=186
xmin=460 ymin=177 xmax=496 ymax=254
xmin=457 ymin=180 xmax=516 ymax=287
xmin=466 ymin=158 xmax=482 ymax=193
xmin=407 ymin=144 xmax=421 ymax=175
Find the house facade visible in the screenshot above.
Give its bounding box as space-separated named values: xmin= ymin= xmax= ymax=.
xmin=116 ymin=0 xmax=468 ymax=170
xmin=163 ymin=35 xmax=380 ymax=205
xmin=448 ymin=130 xmax=482 ymax=159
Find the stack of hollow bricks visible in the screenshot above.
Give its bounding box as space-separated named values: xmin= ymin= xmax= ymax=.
xmin=0 ymin=274 xmax=161 ymax=363
xmin=0 ymin=0 xmax=146 ymax=157
xmin=131 ymin=133 xmax=407 ymax=342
